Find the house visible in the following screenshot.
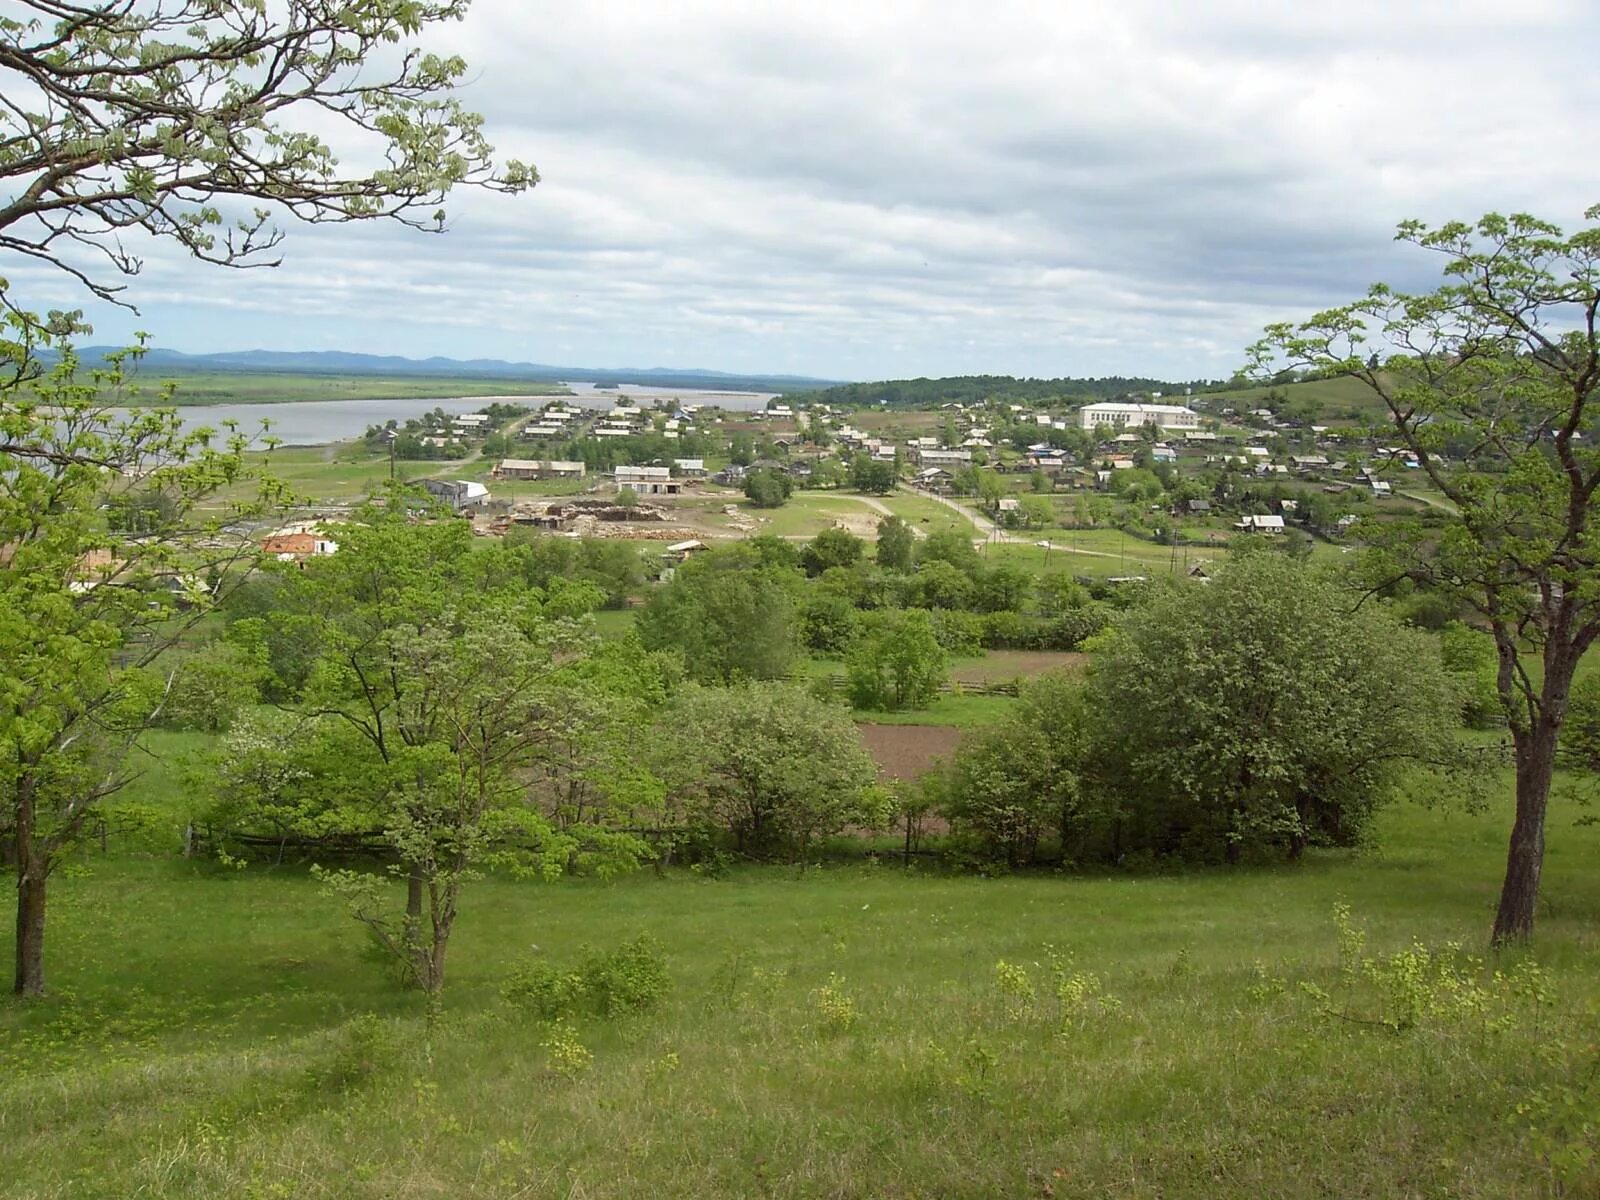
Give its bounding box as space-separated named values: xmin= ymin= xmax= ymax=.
xmin=261 ymin=530 xmax=339 ymax=562
xmin=495 ymin=459 xmax=585 ymax=481
xmin=916 ymin=447 xmax=972 ymax=467
xmin=451 ymin=413 xmax=490 ymax=432
xmin=1235 ymin=514 xmax=1285 ymax=534
xmin=1152 ymin=446 xmax=1177 ymax=463
xmin=1291 ymin=455 xmax=1331 ymax=472
xmin=422 ymin=479 xmax=490 ymax=510
xmin=913 ymin=466 xmax=953 ymax=493
xmin=673 ymin=458 xmax=708 ymax=478
xmin=1183 ymin=499 xmax=1212 ymax=515
xmin=996 ymin=497 xmax=1020 ymax=514
xmin=1078 ymin=402 xmax=1201 ymax=432
xmin=615 ymin=465 xmax=679 ymax=496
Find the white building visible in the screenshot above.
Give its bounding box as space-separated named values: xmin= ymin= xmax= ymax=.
xmin=1079 ymin=402 xmax=1201 ymax=432
xmin=615 ymin=465 xmax=679 ymax=495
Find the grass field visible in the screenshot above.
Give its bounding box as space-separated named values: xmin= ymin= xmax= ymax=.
xmin=3 ymin=774 xmax=1599 ymax=1197
xmin=110 ymin=369 xmax=568 ymax=407
xmin=1199 ymin=375 xmax=1392 ymax=424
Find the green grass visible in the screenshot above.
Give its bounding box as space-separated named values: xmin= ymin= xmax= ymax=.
xmin=1200 ymin=375 xmax=1392 ymax=424
xmin=737 ymin=492 xmax=884 ymax=538
xmin=110 ymin=369 xmax=568 ymax=407
xmin=876 ymin=489 xmax=971 ymax=535
xmin=3 ymin=781 xmax=1599 ymax=1197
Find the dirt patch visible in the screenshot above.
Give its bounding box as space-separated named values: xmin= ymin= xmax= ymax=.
xmin=950 ymin=650 xmax=1088 ymax=686
xmin=857 ymin=723 xmax=965 ymax=781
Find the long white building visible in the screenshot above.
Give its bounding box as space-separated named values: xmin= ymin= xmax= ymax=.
xmin=1079 ymin=402 xmax=1200 ymax=432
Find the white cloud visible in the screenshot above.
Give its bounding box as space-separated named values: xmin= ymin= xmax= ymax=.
xmin=20 ymin=0 xmax=1600 ymax=380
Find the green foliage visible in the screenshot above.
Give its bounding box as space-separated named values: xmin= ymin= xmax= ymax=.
xmin=798 ymin=590 xmax=861 ymax=655
xmin=0 ymin=335 xmax=280 ymax=994
xmin=742 ymin=468 xmax=793 ymax=508
xmin=875 ymin=515 xmax=915 ymax=571
xmin=849 ymin=454 xmax=897 ymax=494
xmin=0 ymin=0 xmax=534 ymax=300
xmin=940 ymin=672 xmax=1094 ymax=867
xmin=1440 ymin=622 xmax=1505 ymax=729
xmin=799 ymin=526 xmax=863 ymax=576
xmin=152 ymin=640 xmax=269 ymax=734
xmin=654 ymin=682 xmax=885 ymax=860
xmin=637 ymin=544 xmax=801 ymax=682
xmin=846 ymin=610 xmax=949 ymax=712
xmin=502 ymin=935 xmax=671 ymax=1021
xmin=1560 ymin=674 xmax=1600 ymax=772
xmin=1249 ymin=206 xmax=1600 ymax=940
xmin=1090 ymin=551 xmax=1464 ymax=863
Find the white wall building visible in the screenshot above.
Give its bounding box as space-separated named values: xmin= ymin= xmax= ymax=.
xmin=1079 ymin=402 xmax=1201 ymax=432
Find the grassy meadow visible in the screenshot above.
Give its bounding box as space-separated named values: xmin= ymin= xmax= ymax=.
xmin=3 ymin=780 xmax=1599 ymax=1198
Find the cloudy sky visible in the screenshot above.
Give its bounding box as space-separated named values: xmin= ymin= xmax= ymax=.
xmin=14 ymin=0 xmax=1600 ymax=382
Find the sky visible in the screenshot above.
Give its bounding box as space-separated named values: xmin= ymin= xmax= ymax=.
xmin=9 ymin=0 xmax=1600 ymax=382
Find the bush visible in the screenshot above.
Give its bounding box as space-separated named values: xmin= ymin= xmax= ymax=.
xmin=927 ymin=608 xmax=983 ymax=655
xmin=503 ymin=935 xmax=671 ymax=1020
xmin=847 ymin=610 xmax=948 ymax=711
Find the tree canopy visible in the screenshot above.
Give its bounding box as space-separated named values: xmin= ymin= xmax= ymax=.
xmin=1249 ymin=206 xmax=1600 ymax=942
xmin=0 ymin=0 xmax=533 ymax=316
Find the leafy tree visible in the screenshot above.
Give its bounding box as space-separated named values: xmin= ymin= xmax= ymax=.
xmin=1250 ymin=207 xmax=1600 ymax=942
xmin=847 ymin=610 xmax=948 ymax=711
xmin=1018 ymin=495 xmax=1055 ymax=530
xmin=800 ymin=526 xmax=864 ymax=576
xmin=315 ymin=614 xmax=645 ymax=996
xmin=1559 ymin=673 xmax=1600 ymax=773
xmin=972 ymin=565 xmax=1032 ymax=614
xmin=636 ymin=544 xmax=800 ymax=682
xmin=742 ymin=468 xmax=793 ymax=508
xmin=616 ymin=486 xmax=640 ymax=508
xmin=876 ymin=515 xmax=916 ymax=571
xmin=1 ymin=344 xmax=276 ymax=995
xmin=918 ymin=529 xmax=982 ymax=575
xmin=1091 ymin=550 xmax=1462 ymax=864
xmin=729 ymin=432 xmax=756 ymax=466
xmin=656 ymin=683 xmax=885 ymax=861
xmin=942 ymin=672 xmax=1094 ymax=867
xmin=1439 ymin=622 xmax=1504 ymax=730
xmin=849 ymin=454 xmax=897 ymax=495
xmin=798 ymin=590 xmax=861 ymax=655
xmin=913 ymin=558 xmax=976 ymax=610
xmin=0 ymin=0 xmax=533 ymax=310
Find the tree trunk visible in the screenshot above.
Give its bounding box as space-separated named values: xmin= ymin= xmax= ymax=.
xmin=13 ymin=778 xmax=46 ymax=997
xmin=1491 ymin=718 xmax=1559 ymax=945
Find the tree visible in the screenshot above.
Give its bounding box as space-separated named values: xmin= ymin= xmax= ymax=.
xmin=271 ymin=518 xmax=642 ymax=996
xmin=846 ymin=610 xmax=948 ymax=711
xmin=636 ymin=544 xmax=800 ymax=682
xmin=1249 ymin=207 xmax=1600 ymax=943
xmin=0 ymin=0 xmax=533 ymax=314
xmin=2 ymin=344 xmax=275 ymax=996
xmin=942 ymin=672 xmax=1094 ymax=867
xmin=1091 ymin=550 xmax=1461 ymax=864
xmin=743 ymin=468 xmax=793 ymax=508
xmin=729 ymin=432 xmax=756 ymax=466
xmin=315 ymin=614 xmax=644 ymax=996
xmin=849 ymin=454 xmax=896 ymax=495
xmin=875 ymin=515 xmax=915 ymax=571
xmin=656 ymin=682 xmax=885 ymax=861
xmin=799 ymin=526 xmax=863 ymax=576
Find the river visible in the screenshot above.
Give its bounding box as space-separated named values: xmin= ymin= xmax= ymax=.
xmin=125 ymin=382 xmax=778 ymax=446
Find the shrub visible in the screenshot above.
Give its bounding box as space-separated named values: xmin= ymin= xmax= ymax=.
xmin=503 ymin=935 xmax=671 ymax=1020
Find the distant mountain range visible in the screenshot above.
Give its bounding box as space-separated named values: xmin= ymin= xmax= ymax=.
xmin=67 ymin=346 xmax=842 ymax=393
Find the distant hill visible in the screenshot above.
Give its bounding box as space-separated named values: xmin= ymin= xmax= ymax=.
xmin=779 ymin=374 xmax=1212 ymax=408
xmin=65 ymin=346 xmax=841 ymax=395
